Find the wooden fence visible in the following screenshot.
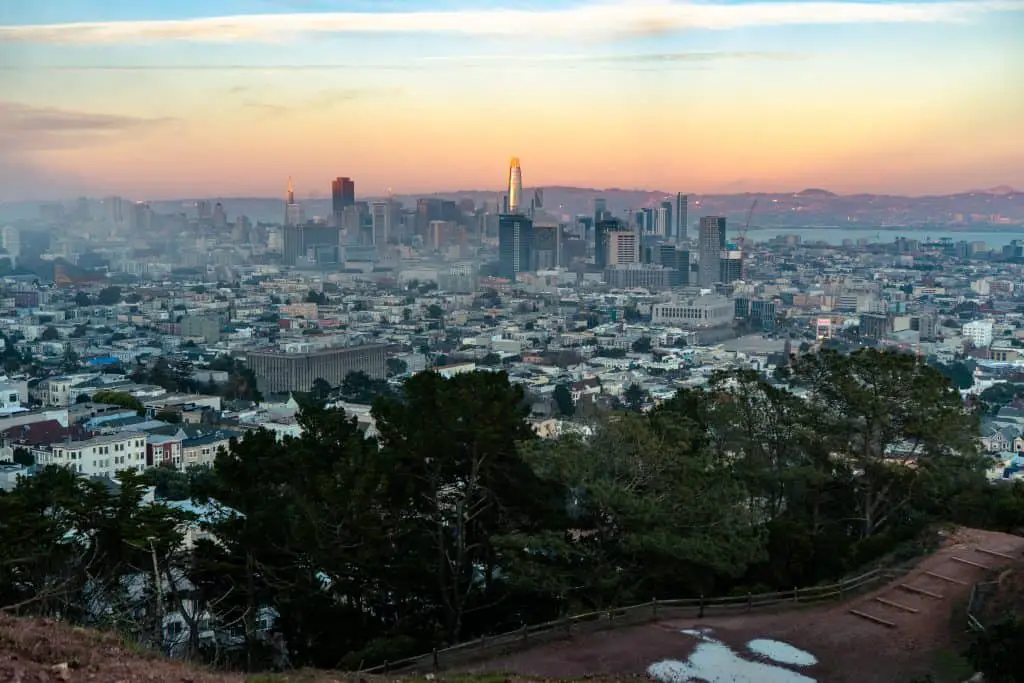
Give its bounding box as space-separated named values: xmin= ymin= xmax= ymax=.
xmin=967 ymin=580 xmax=996 ymax=632
xmin=364 ymin=565 xmax=896 ymax=674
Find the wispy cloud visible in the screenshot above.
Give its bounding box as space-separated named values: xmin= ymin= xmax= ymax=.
xmin=0 ymin=102 xmax=173 ymax=151
xmin=1 ymin=1 xmax=1021 ymax=44
xmin=240 ymin=87 xmax=403 ymax=117
xmin=0 ymin=51 xmax=808 ymax=71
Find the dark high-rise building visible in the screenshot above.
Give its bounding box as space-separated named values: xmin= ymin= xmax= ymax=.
xmin=658 ymin=244 xmax=689 ymax=286
xmin=594 ymin=217 xmax=622 ymax=270
xmin=498 ymin=214 xmax=533 ymax=281
xmin=720 ymin=254 xmax=742 ymax=283
xmin=698 ymin=216 xmax=723 ymax=287
xmin=533 ymin=223 xmax=560 ymax=270
xmin=641 ymin=208 xmax=655 ymax=235
xmin=660 ymin=201 xmax=673 ymax=239
xmin=750 ymin=300 xmax=777 ymax=330
xmin=594 ymin=198 xmax=609 ymax=224
xmin=718 ymin=216 xmax=727 ymax=250
xmin=675 ymin=193 xmax=688 ymax=242
xmin=283 ymin=226 xmax=303 ymax=266
xmin=283 ymin=223 xmax=341 ymax=266
xmin=331 ymin=177 xmax=355 ymax=220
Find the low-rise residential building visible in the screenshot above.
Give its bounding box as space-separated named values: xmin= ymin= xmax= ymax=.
xmin=36 ymin=432 xmax=147 ymax=479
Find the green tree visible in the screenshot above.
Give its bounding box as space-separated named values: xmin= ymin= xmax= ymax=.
xmin=622 ymin=383 xmax=648 ymax=412
xmin=11 ymin=447 xmax=33 ymax=466
xmin=502 ymin=414 xmax=764 ymax=610
xmin=340 ymin=371 xmax=391 ymax=404
xmin=96 ymin=286 xmax=122 ymax=306
xmin=92 ymin=390 xmax=145 ymax=416
xmin=40 ymin=326 xmax=60 ymax=341
xmin=553 ymin=383 xmax=575 ymax=417
xmin=966 ymin=614 xmax=1024 ymax=683
xmin=0 ymin=467 xmax=191 ymax=647
xmin=309 ymin=377 xmax=333 ymax=405
xmin=386 ymin=357 xmax=408 ymax=377
xmin=631 ymin=336 xmax=652 ymax=353
xmin=373 ymin=370 xmax=547 ymax=643
xmin=791 ymin=348 xmax=981 ymax=540
xmin=60 ymin=346 xmax=80 ymax=373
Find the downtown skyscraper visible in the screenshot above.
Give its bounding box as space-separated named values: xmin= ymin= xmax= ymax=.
xmin=675 ymin=193 xmax=688 ymax=242
xmin=499 ymin=157 xmax=532 ymax=281
xmin=331 ymin=177 xmax=355 ymax=223
xmin=507 ymin=157 xmax=523 ymax=214
xmin=698 ymin=216 xmax=724 ymax=287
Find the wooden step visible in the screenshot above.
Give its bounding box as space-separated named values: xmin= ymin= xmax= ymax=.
xmin=898 ymin=584 xmax=943 ymax=599
xmin=925 ymin=571 xmax=968 ymax=586
xmin=849 ymin=609 xmax=896 ymax=628
xmin=976 ymin=547 xmax=1016 ymax=561
xmin=952 ymin=556 xmax=992 ymax=570
xmin=874 ymin=596 xmax=919 ymax=614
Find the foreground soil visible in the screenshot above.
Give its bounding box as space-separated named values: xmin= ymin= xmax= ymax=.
xmin=467 ymin=528 xmax=1024 ymax=683
xmin=0 ymin=611 xmax=637 ymax=683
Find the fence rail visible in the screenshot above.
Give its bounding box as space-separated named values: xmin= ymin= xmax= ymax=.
xmin=364 ymin=565 xmax=900 ymax=675
xmin=967 ymin=579 xmax=997 ymax=633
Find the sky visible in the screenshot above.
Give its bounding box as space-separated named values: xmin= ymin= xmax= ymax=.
xmin=0 ymin=0 xmax=1022 ymax=201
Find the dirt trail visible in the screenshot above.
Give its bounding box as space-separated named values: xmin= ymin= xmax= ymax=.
xmin=468 ymin=528 xmax=1024 ymax=683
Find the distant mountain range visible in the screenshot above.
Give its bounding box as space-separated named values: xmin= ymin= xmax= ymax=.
xmin=2 ymin=187 xmax=1021 ymax=229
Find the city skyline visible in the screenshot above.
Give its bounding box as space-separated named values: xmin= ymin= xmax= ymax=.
xmin=1 ymin=0 xmax=1022 ymax=202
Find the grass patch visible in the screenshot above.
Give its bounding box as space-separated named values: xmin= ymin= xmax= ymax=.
xmin=928 ymin=649 xmax=974 ymax=683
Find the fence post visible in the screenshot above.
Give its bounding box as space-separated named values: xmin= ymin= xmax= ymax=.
xmin=607 ymin=609 xmax=613 ymax=623
xmin=432 ymin=648 xmax=439 ymax=672
xmin=565 ymin=616 xmax=572 ymax=635
xmin=652 ymin=597 xmax=658 ymax=619
xmin=383 ymin=660 xmax=389 ymax=674
xmin=747 ymin=592 xmax=753 ymax=612
xmin=793 ymin=586 xmax=798 ymax=604
xmin=521 ymin=624 xmax=528 ymax=643
xmin=699 ymin=594 xmax=705 ymax=618
xmin=839 ymin=578 xmax=845 ymax=601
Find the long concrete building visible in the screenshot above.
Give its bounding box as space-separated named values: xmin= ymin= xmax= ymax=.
xmin=246 ymin=344 xmax=388 ymax=395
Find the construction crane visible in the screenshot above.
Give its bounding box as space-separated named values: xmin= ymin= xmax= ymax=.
xmin=739 ymin=199 xmax=758 ymax=281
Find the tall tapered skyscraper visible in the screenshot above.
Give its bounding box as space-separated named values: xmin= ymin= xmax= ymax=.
xmin=284 ymin=176 xmax=303 ymax=228
xmin=507 ymin=157 xmax=523 ymax=214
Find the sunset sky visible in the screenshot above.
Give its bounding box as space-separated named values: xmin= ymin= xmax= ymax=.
xmin=1 ymin=0 xmax=1022 ymax=201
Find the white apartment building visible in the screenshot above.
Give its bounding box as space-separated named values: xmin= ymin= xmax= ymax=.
xmin=38 ymin=374 xmax=99 ymax=407
xmin=651 ymin=295 xmax=734 ymax=329
xmin=963 ymin=319 xmax=994 ymax=349
xmin=37 ymin=432 xmax=147 ymax=479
